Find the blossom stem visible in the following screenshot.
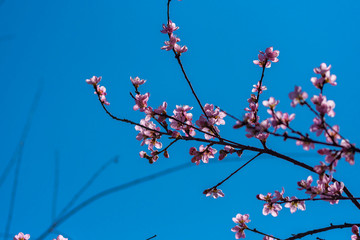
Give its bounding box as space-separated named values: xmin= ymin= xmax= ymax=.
xmin=211 ymin=152 xmax=262 ymax=189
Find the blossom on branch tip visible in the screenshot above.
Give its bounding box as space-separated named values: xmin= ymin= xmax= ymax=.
xmin=203 ymin=188 xmax=225 ymax=199
xmin=130 ymin=76 xmax=146 ymax=88
xmin=311 ymin=63 xmax=337 ymax=89
xmin=253 ymin=47 xmax=279 ymax=68
xmin=231 ymin=213 xmax=250 ymax=239
xmin=14 ymin=233 xmax=30 ymax=240
xmin=85 ymin=76 xmax=101 ymax=85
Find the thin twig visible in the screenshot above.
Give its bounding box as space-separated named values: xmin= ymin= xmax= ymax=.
xmin=35 ymin=162 xmax=191 ymax=240
xmin=57 ymin=156 xmax=119 ymax=218
xmin=285 ymin=223 xmax=360 ymax=240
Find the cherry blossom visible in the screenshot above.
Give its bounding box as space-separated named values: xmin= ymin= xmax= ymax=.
xmin=160 ymin=20 xmax=179 ymax=34
xmin=311 ymin=94 xmax=335 ymax=117
xmin=203 ymin=188 xmax=225 ymax=199
xmin=133 ymin=93 xmax=150 ymax=112
xmin=288 ymin=86 xmax=308 ymax=107
xmin=13 ymin=233 xmax=30 ymax=240
xmin=253 ymin=47 xmax=279 ymax=68
xmin=284 ymin=197 xmax=306 ymax=213
xmin=53 ymin=235 xmax=68 ymax=240
xmin=189 ymin=145 xmax=217 ymax=165
xmin=130 ymin=76 xmax=146 ymax=88
xmin=85 ymin=76 xmax=101 ymax=85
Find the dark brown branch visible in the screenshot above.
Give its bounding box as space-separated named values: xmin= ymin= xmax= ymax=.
xmin=285 ymin=223 xmax=360 ymax=240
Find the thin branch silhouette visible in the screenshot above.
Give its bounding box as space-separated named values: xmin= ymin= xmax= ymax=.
xmin=57 ymin=156 xmax=119 ymax=218
xmin=0 ymin=83 xmax=42 ymax=188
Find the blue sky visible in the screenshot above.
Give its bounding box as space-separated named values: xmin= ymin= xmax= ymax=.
xmin=1 ymin=0 xmax=360 ymax=239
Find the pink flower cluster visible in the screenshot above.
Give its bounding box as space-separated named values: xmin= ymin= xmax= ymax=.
xmin=189 ymin=145 xmax=217 ymax=165
xmin=170 ymin=105 xmax=196 ymax=137
xmin=288 ymin=86 xmax=308 ymax=107
xmin=161 ymin=20 xmax=188 ymax=55
xmin=298 ymin=175 xmax=344 ymax=204
xmin=231 ymin=213 xmax=250 ymax=239
xmin=311 ymin=94 xmax=335 ymax=117
xmin=257 ymin=188 xmax=306 ymax=216
xmin=311 ymin=63 xmax=337 ymax=90
xmin=13 ymin=233 xmax=67 ymax=240
xmin=253 ymin=47 xmax=279 ymax=68
xmin=263 ymin=97 xmax=295 ymax=131
xmin=195 ymin=104 xmax=226 ymax=139
xmin=85 ymin=76 xmax=110 ymax=105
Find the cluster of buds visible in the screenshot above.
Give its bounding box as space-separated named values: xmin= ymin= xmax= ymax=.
xmin=160 ymin=20 xmax=187 ymax=55
xmin=231 ymin=213 xmax=251 ymax=239
xmin=257 ymin=188 xmax=305 ymax=217
xmin=218 ymin=145 xmax=243 ymax=160
xmin=297 ymin=175 xmax=344 ymax=204
xmin=85 ymin=76 xmax=110 ymax=105
xmin=195 ymin=104 xmax=226 ymax=139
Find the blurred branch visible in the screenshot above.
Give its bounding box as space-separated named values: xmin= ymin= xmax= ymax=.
xmin=57 ymin=156 xmax=119 ymax=218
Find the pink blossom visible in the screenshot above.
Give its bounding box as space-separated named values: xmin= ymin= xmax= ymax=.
xmin=352 ymin=225 xmax=359 ymax=240
xmin=139 ymin=151 xmax=159 ymax=164
xmin=310 ymin=117 xmax=324 ymax=136
xmin=189 ymin=145 xmax=217 ymax=165
xmin=297 ymin=175 xmax=313 ymax=190
xmin=14 ymin=233 xmax=30 ymax=240
xmin=284 ymin=196 xmax=306 ymax=213
xmin=263 ymin=97 xmax=279 ymax=109
xmin=130 ymin=76 xmax=146 ymax=88
xmin=169 ymin=105 xmax=196 ymax=137
xmin=262 ymin=203 xmax=282 ymax=217
xmin=153 ymin=101 xmax=168 ymax=122
xmin=161 ymin=33 xmax=180 ymax=51
xmin=174 ymin=44 xmax=188 ymax=54
xmin=252 ymin=81 xmax=267 ymax=93
xmin=231 ymin=226 xmax=246 ymax=239
xmin=203 ymin=188 xmax=225 ymax=199
xmin=311 ymin=63 xmax=337 ymax=89
xmin=253 ymin=47 xmax=279 ymax=68
xmin=289 ymin=86 xmax=308 ymax=107
xmin=233 ymin=213 xmax=250 ymax=225
xmin=340 ymin=140 xmax=355 ymax=165
xmin=86 ymin=76 xmax=101 ymax=85
xmin=53 ymin=235 xmax=68 ymax=240
xmin=160 ymin=20 xmax=179 ymax=34
xmin=135 ymin=119 xmax=162 ymax=150
xmin=231 ymin=213 xmax=250 ymax=239
xmin=325 ymin=125 xmax=341 ymax=143
xmin=133 ymin=93 xmax=150 ymax=112
xmin=100 ymin=95 xmax=110 ymax=106
xmin=272 ymin=188 xmax=285 ymax=202
xmin=311 ymin=94 xmax=335 ymax=117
